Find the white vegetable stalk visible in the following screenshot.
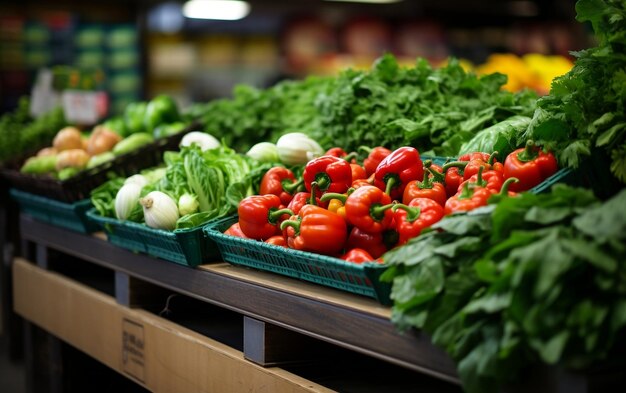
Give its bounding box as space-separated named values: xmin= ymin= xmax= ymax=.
xmin=115 ymin=183 xmax=143 ymax=220
xmin=178 ymin=193 xmax=199 ymax=216
xmin=246 ymin=142 xmax=279 ymax=163
xmin=140 ymin=191 xmax=180 ymax=231
xmin=180 ymin=131 xmax=220 ymax=151
xmin=276 ymin=132 xmax=324 ymax=165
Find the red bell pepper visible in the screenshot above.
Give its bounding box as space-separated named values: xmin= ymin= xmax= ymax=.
xmin=442 ymin=161 xmax=468 ymax=198
xmin=344 ymin=185 xmax=395 ymax=234
xmin=325 ymin=147 xmax=348 ymax=158
xmin=350 ymin=163 xmax=367 ymax=182
xmin=392 ymin=197 xmax=445 ymax=245
xmin=445 ymin=177 xmax=519 ymax=215
xmin=224 ymin=222 xmax=249 ymax=238
xmin=238 ymin=194 xmax=294 ymax=240
xmin=374 ymin=146 xmax=424 ymax=200
xmin=457 ymin=166 xmax=504 ymax=194
xmin=345 ymin=227 xmax=388 ymax=259
xmin=259 ymin=167 xmax=303 ymax=205
xmin=352 ymin=173 xmax=375 ymax=189
xmin=286 ymin=192 xmax=326 ymax=215
xmin=303 ymin=155 xmax=352 ymax=197
xmin=279 ymin=205 xmax=347 ymax=255
xmin=341 ymin=248 xmax=375 ymax=264
xmin=402 ymin=161 xmax=447 ymax=207
xmin=325 ymin=147 xmax=358 ymax=164
xmin=461 ymin=151 xmax=503 ymax=180
xmin=503 ymin=141 xmax=558 ymax=192
xmin=265 ymin=235 xmax=287 ymax=247
xmin=444 ymin=183 xmax=493 ymax=215
xmin=360 ymin=146 xmax=392 ymax=177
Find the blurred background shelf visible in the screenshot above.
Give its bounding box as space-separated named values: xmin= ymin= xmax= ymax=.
xmin=1 ymin=0 xmax=585 ymax=113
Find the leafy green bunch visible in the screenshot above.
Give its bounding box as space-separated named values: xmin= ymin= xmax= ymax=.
xmin=0 ymin=97 xmax=67 ymax=163
xmin=382 ymin=185 xmax=626 ymax=393
xmin=315 ymin=55 xmax=537 ymax=156
xmin=186 ymin=54 xmax=537 ymax=156
xmin=524 ymin=0 xmax=626 ymax=183
xmin=184 ymin=75 xmax=335 ymax=153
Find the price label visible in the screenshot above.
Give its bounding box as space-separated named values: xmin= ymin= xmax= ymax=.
xmin=122 ymin=318 xmax=145 ymax=383
xmin=62 ymin=90 xmax=109 ymax=125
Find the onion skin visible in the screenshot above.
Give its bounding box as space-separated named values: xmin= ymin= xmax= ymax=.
xmin=53 ymin=127 xmax=83 ymax=151
xmin=140 ymin=191 xmax=179 ymax=231
xmin=115 ymin=183 xmax=142 ymax=220
xmin=37 ymin=147 xmax=58 ymax=157
xmin=55 ymin=149 xmax=90 ymax=171
xmin=87 ymin=126 xmax=122 ymax=156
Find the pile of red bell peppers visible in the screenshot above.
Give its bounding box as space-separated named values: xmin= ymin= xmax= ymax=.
xmin=225 ymin=142 xmax=558 ymax=264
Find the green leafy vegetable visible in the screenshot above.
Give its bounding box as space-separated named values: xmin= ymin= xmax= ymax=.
xmin=0 ymin=97 xmax=67 ymax=164
xmin=524 ymin=0 xmax=626 ymax=187
xmin=382 ymin=185 xmax=626 ymax=393
xmin=186 ymin=55 xmax=537 ymax=156
xmin=458 ymin=115 xmax=531 ymax=158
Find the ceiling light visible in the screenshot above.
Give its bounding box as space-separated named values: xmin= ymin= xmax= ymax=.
xmin=183 ymin=0 xmax=250 ymax=20
xmin=323 ymin=0 xmax=404 ymax=4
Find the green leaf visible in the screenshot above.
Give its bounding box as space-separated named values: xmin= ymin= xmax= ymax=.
xmin=560 ymin=238 xmax=617 ymax=272
xmin=457 ymin=338 xmax=501 ymax=393
xmin=610 ymin=300 xmax=626 ymax=332
xmin=558 ymin=139 xmax=591 ymax=168
xmin=464 ymin=293 xmax=512 ymax=314
xmin=596 ymin=122 xmax=625 ymax=147
xmin=434 ymin=237 xmax=484 ymax=259
xmin=390 ymin=258 xmax=445 ymax=306
xmin=573 ymin=188 xmax=626 ymax=243
xmin=524 ymin=206 xmax=575 ymax=224
xmin=536 ymin=331 xmax=569 ymax=364
xmin=610 ymin=143 xmax=626 ymax=182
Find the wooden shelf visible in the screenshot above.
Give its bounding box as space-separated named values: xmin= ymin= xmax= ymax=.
xmin=19 ymin=214 xmax=459 ymax=385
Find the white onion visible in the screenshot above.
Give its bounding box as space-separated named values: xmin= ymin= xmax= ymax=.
xmin=139 ymin=191 xmax=180 ymax=230
xmin=276 ymin=133 xmax=323 ymax=165
xmin=115 ymin=183 xmax=142 ymax=220
xmin=180 ymin=131 xmax=220 ymax=151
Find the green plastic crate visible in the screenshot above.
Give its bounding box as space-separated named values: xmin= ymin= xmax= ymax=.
xmin=10 ymin=189 xmax=99 ymax=233
xmin=86 ymin=209 xmax=220 ymax=267
xmin=203 ymin=216 xmax=392 ymax=305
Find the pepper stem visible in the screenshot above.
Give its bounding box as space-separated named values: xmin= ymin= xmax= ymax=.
xmin=282 ymin=178 xmax=303 ymax=194
xmin=320 ymin=192 xmax=347 ymax=204
xmin=499 ymin=177 xmax=519 ymax=195
xmin=309 ymin=182 xmax=319 ymax=206
xmin=268 ymin=208 xmax=294 ymax=224
xmin=427 ymin=167 xmax=446 ymax=184
xmin=370 ymin=202 xmax=396 ymax=220
xmin=516 ymin=140 xmax=538 ymax=162
xmin=474 ymin=166 xmax=486 ymax=187
xmin=391 ymin=204 xmax=422 ymax=223
xmin=457 ymin=182 xmax=473 ymax=200
xmin=442 ymin=161 xmax=468 ymax=173
xmin=343 ymin=152 xmax=358 ymax=162
xmin=358 ymin=146 xmax=373 ymax=155
xmin=313 ymin=173 xmax=331 ymax=191
xmin=385 ymin=176 xmax=397 ymax=196
xmin=488 ymin=151 xmax=499 ymax=165
xmin=279 ymin=218 xmax=301 ymax=234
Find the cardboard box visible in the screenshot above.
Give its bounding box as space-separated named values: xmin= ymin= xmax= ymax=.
xmin=13 ymin=258 xmax=333 ymax=393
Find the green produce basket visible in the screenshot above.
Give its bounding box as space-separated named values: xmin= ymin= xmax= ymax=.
xmin=203 ymin=216 xmax=392 ymax=305
xmin=10 ymin=189 xmax=99 ymax=234
xmin=86 ymin=209 xmax=220 ymax=267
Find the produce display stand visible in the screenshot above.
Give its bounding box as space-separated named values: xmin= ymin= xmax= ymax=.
xmin=12 ymin=213 xmax=622 ymax=393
